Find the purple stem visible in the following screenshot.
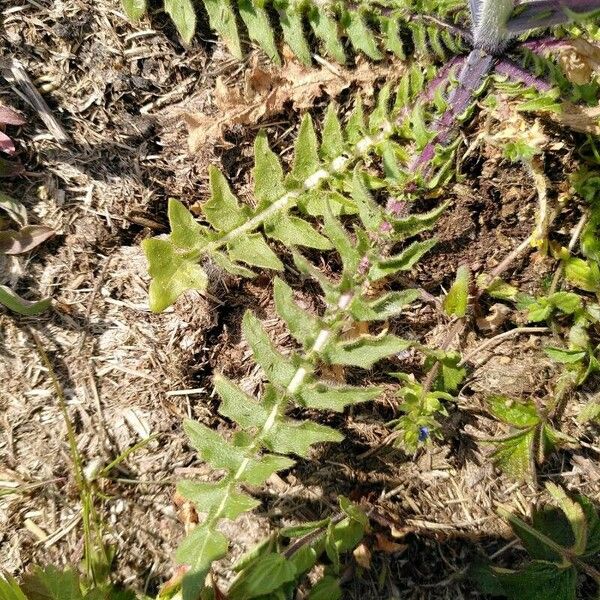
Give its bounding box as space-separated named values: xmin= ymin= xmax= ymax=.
xmin=411 ymin=49 xmax=496 ymax=172
xmin=394 ymin=55 xmax=466 ymax=125
xmin=495 ymin=58 xmax=553 ymax=92
xmin=518 ymin=36 xmax=571 ymax=53
xmin=507 ymin=0 xmax=600 ymax=33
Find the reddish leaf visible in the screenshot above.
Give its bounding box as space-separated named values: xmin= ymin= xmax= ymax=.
xmin=0 ymin=225 xmax=55 ymax=255
xmin=0 ymin=131 xmax=16 ymax=155
xmin=0 ymin=106 xmax=26 ymax=126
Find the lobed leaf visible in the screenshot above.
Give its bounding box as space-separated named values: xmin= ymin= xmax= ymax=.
xmin=369 ymin=239 xmax=437 ymax=281
xmin=143 ymin=238 xmax=208 ymax=312
xmin=325 ymin=334 xmax=412 ymax=369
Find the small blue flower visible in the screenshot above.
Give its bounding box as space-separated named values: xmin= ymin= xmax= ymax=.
xmin=418 ymin=426 xmax=430 ymax=442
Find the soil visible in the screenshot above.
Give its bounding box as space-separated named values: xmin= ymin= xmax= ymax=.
xmin=1 ymin=1 xmax=599 ymax=599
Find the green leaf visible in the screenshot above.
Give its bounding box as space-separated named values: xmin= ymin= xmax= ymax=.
xmin=308 ymin=576 xmax=342 ymax=600
xmin=326 ymin=334 xmax=412 ymax=369
xmin=578 ymin=398 xmax=600 ymax=423
xmin=273 ymin=277 xmax=320 ymax=347
xmin=142 ymin=238 xmax=208 ymax=312
xmin=546 ymin=483 xmax=587 ymax=556
xmin=238 ymin=0 xmax=280 ymax=64
xmin=344 ymin=11 xmax=382 ymax=60
xmin=277 ymin=3 xmax=312 ymax=66
xmin=0 ymin=190 xmax=27 ymax=227
xmin=121 ymin=0 xmax=146 ymax=20
xmin=320 ymin=104 xmax=344 ymax=161
xmin=184 ymin=419 xmax=294 ymax=485
xmin=548 ymin=292 xmax=583 ymax=314
xmin=443 ymin=265 xmax=469 ymax=317
xmin=0 ymin=575 xmax=28 ymax=600
xmin=202 ymin=0 xmax=242 ymax=58
xmin=288 ymin=545 xmax=319 ymax=576
xmin=299 ymin=190 xmax=357 ymax=217
xmin=350 ymin=168 xmax=382 ymax=232
xmin=322 ymin=211 xmax=361 ymax=273
xmin=299 ymin=383 xmax=380 ymax=412
xmin=228 ymin=233 xmax=284 ymax=270
xmin=204 ymin=166 xmax=250 ymax=232
xmin=349 ymin=290 xmax=420 ymax=321
xmin=212 ymin=251 xmax=256 ymax=278
xmin=184 ymin=419 xmax=249 ymax=474
xmin=176 ymin=523 xmax=228 ymax=570
xmin=490 ymin=430 xmax=535 ymax=480
xmin=253 ymin=131 xmax=286 ymax=208
xmin=265 ymin=419 xmax=343 ymax=456
xmin=345 ymin=96 xmax=366 ymax=145
xmin=308 ymin=7 xmax=346 ymax=64
xmin=21 ymin=566 xmax=83 ymax=600
xmin=265 ymin=215 xmax=331 ymax=250
xmin=228 ymin=553 xmax=296 ymax=600
xmin=563 ymin=255 xmax=600 ymax=292
xmin=544 ymin=347 xmax=587 ymax=364
xmin=216 ymin=374 xmax=270 ymax=430
xmin=369 ymin=240 xmax=436 ymax=281
xmin=0 ymin=285 xmax=51 ymax=316
xmin=488 ymin=396 xmax=540 ymax=427
xmin=164 ymin=0 xmax=196 ymax=43
xmin=243 ymin=311 xmax=297 ymax=386
xmin=391 ymin=202 xmax=447 ymax=239
xmin=168 ymin=198 xmax=207 ymax=250
xmin=490 ymin=561 xmax=577 ymax=600
xmin=177 ymin=480 xmax=259 ymax=520
xmin=290 ymin=114 xmax=320 ymax=184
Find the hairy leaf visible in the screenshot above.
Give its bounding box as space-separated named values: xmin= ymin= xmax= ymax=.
xmin=273 ymin=277 xmax=320 ymax=347
xmin=443 ymin=265 xmax=470 ymax=317
xmin=369 ymin=240 xmax=437 ymax=281
xmin=325 ymin=334 xmax=412 ymax=368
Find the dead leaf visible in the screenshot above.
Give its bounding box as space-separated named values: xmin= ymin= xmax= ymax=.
xmin=476 ymin=303 xmax=512 ymax=332
xmin=374 ymin=533 xmax=408 ymax=554
xmin=353 ymin=542 xmax=372 ymax=569
xmin=554 ymin=102 xmax=600 ymax=135
xmin=556 ymin=38 xmax=600 ymax=86
xmin=0 ymin=225 xmax=54 ymax=255
xmin=185 ymin=51 xmax=400 ymax=153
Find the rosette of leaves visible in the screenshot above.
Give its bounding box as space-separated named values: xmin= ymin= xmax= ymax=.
xmin=122 ymin=0 xmax=466 ymax=61
xmin=143 ymin=74 xmax=450 ymax=312
xmin=472 ymin=483 xmax=600 ymax=600
xmin=172 ymin=183 xmax=442 ymax=598
xmin=482 ymin=394 xmax=575 ymax=480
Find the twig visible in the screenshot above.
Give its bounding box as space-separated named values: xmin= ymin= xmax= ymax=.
xmin=458 ymin=326 xmax=550 ymax=367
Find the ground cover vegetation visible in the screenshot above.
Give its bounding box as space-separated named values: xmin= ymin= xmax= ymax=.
xmin=1 ymin=0 xmax=600 ymax=598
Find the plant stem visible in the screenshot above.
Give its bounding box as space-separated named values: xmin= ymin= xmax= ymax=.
xmin=31 ymin=331 xmax=109 ymax=585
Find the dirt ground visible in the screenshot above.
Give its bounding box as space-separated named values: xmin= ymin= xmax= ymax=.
xmin=1 ymin=1 xmax=599 ymax=598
